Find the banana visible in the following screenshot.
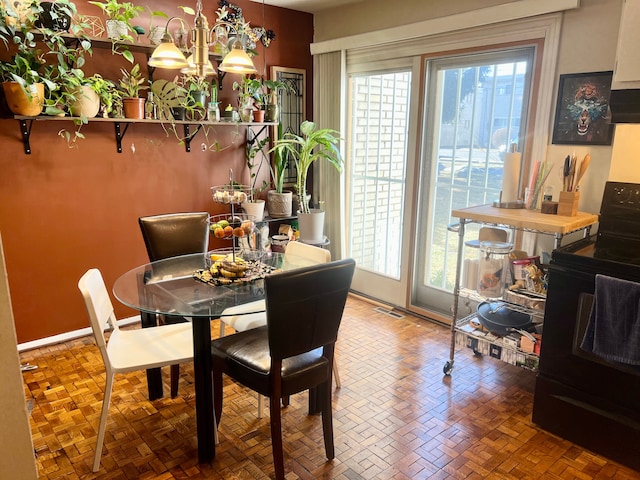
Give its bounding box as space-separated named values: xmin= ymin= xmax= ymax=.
xmin=219 ymin=268 xmax=245 ymax=278
xmin=220 ymin=261 xmax=248 ymax=274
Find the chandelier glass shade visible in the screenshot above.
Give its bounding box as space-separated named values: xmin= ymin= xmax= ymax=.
xmin=148 ymin=32 xmax=190 ymax=69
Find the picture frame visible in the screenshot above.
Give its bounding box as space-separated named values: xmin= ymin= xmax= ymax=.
xmin=551 ymin=71 xmax=614 ymax=145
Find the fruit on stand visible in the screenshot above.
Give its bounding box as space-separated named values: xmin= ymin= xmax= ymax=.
xmin=209 ymin=217 xmax=255 ymax=240
xmin=212 ymin=189 xmax=248 ymax=204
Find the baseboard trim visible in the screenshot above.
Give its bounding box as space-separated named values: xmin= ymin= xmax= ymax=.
xmin=17 ymin=315 xmax=141 ymax=353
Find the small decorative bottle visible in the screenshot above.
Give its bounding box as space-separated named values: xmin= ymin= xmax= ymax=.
xmin=145 ymin=92 xmax=157 ymax=120
xmin=207 ymin=102 xmax=220 ymax=122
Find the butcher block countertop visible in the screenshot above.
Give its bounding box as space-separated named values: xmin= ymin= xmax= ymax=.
xmin=451 ymin=204 xmax=599 ymax=235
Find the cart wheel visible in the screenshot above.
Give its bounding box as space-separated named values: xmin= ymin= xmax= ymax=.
xmin=443 ymin=360 xmax=453 ymax=375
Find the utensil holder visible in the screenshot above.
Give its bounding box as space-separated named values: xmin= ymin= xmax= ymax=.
xmin=558 ymin=191 xmax=580 ymax=216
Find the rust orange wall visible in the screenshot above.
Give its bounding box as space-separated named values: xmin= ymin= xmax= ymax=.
xmin=0 ymin=0 xmax=313 ymax=343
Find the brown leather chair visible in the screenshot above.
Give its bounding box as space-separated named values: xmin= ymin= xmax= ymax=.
xmin=138 ymin=212 xmax=210 ymax=399
xmin=139 ymin=212 xmax=210 ymax=262
xmin=211 ymin=258 xmax=355 ymax=480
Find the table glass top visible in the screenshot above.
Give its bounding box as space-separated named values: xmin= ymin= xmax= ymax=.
xmin=113 ymin=251 xmax=313 ymax=318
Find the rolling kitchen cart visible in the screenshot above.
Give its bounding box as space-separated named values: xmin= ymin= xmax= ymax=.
xmin=443 ymin=204 xmax=599 ymax=375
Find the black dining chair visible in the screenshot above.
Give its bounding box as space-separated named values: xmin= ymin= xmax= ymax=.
xmin=211 ymin=258 xmax=356 ymax=480
xmin=138 ymin=211 xmax=210 ymax=398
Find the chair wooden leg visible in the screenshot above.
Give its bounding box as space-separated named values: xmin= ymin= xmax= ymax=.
xmin=93 ymin=373 xmax=114 ymax=472
xmin=257 ymin=393 xmax=264 ymax=418
xmin=212 ymin=359 xmax=224 ymax=428
xmin=269 ymin=395 xmax=285 ymax=480
xmin=170 ymin=364 xmax=180 ymax=398
xmin=333 ymin=357 xmax=341 ymax=389
xmin=320 ymin=379 xmax=335 ymax=459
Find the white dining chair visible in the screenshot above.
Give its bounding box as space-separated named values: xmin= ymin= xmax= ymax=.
xmin=78 ymin=268 xmax=194 ymax=472
xmin=218 ymin=241 xmax=340 ymax=418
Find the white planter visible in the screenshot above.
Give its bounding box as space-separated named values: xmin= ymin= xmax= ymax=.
xmin=297 ymin=209 xmax=325 ymax=244
xmin=148 ymin=26 xmax=166 ymax=45
xmin=267 ymin=191 xmax=292 ymax=218
xmin=106 ymin=19 xmax=128 ymax=39
xmin=69 ymin=86 xmax=100 ymax=118
xmin=242 ymin=199 xmax=265 ymax=222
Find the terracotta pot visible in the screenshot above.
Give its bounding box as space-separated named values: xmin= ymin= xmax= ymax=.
xmin=123 ymin=98 xmax=145 ymax=119
xmin=253 ymin=109 xmax=265 ymax=122
xmin=2 ymin=82 xmax=44 ymax=116
xmin=69 ymin=86 xmax=100 ymax=118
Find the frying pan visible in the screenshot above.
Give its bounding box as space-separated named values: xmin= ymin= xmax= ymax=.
xmin=476 ymin=301 xmax=533 ymax=336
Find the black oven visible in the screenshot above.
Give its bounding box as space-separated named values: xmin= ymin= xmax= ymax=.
xmin=532 ymin=182 xmax=640 ymax=471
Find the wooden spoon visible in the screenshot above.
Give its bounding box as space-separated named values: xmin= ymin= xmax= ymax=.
xmin=575 ymin=153 xmax=591 ymax=191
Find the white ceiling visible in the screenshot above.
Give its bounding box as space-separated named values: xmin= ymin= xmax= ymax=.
xmin=250 ymin=0 xmax=364 ymax=14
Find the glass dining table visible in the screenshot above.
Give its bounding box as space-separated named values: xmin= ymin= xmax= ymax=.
xmin=112 ymin=250 xmax=314 ymax=464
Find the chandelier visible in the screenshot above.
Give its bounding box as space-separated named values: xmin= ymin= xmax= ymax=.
xmin=148 ymin=0 xmax=258 ymax=78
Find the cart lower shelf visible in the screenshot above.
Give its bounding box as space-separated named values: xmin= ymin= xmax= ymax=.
xmin=443 ymin=314 xmax=540 ymax=375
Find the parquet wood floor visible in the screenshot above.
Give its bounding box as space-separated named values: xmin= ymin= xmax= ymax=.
xmin=20 ymin=295 xmax=640 ymax=479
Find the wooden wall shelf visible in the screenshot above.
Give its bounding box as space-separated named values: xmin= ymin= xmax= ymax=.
xmin=13 ymin=116 xmax=276 ymax=155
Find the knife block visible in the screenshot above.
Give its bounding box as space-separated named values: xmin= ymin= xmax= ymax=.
xmin=558 ymin=191 xmax=580 ymax=216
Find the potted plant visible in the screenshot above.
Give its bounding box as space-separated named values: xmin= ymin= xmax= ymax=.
xmin=88 ymin=0 xmax=143 ymax=41
xmin=233 ymin=74 xmax=262 ymax=122
xmin=146 ymin=7 xmax=168 ymax=45
xmin=0 ymin=4 xmax=53 ymax=116
xmin=35 ymin=0 xmax=73 ymax=32
xmin=150 ymin=78 xmax=186 ymax=121
xmin=66 ymin=71 xmax=121 ymax=119
xmin=180 ymin=74 xmax=209 ymax=120
xmin=267 ymin=123 xmax=292 ymax=218
xmin=242 ymin=132 xmax=270 ymax=221
xmin=262 ymin=79 xmax=289 ymax=123
xmin=119 ymin=63 xmax=147 ymax=119
xmin=89 ymin=74 xmax=121 ymax=118
xmin=270 ymin=120 xmax=343 ymax=243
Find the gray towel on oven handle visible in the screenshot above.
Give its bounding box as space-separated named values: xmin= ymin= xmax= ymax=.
xmin=581 ymin=274 xmax=640 ymax=366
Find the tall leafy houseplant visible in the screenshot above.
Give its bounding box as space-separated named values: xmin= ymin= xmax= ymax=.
xmin=241 ymin=133 xmax=269 ymax=221
xmin=270 ymin=120 xmax=343 ymax=214
xmin=267 ymin=123 xmax=293 ymax=218
xmin=270 ymin=124 xmax=288 ymax=194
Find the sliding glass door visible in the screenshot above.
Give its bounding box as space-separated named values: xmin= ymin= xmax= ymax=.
xmin=346 ymin=70 xmax=414 ymax=304
xmin=412 ymin=48 xmax=534 ymax=317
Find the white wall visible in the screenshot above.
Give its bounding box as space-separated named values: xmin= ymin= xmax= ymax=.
xmin=545 ymin=0 xmax=622 ymax=214
xmin=0 ymin=234 xmax=38 ymax=479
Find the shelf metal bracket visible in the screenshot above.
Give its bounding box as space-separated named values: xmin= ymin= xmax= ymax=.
xmin=114 ymin=122 xmax=131 ymax=153
xmin=183 ymin=124 xmax=203 ymax=153
xmin=248 ymin=124 xmax=269 ymax=139
xmin=18 ymin=119 xmax=34 ymax=155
